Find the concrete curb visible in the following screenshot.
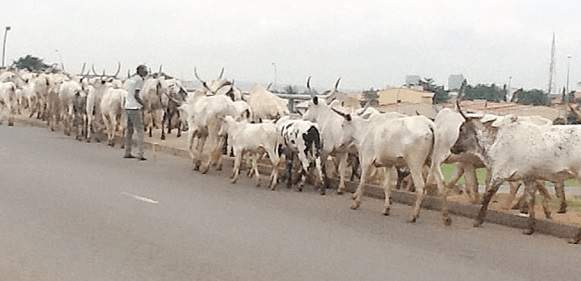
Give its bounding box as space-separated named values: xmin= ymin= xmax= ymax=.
xmin=14 ymin=117 xmax=581 ymax=242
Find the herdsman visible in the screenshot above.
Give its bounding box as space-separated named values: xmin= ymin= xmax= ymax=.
xmin=123 ymin=65 xmax=148 ymax=161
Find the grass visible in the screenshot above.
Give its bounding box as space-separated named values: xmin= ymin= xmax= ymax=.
xmin=440 ymin=164 xmax=580 ymax=187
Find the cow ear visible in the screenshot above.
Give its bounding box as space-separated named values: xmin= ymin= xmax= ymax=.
xmin=313 ymin=96 xmax=318 ymax=105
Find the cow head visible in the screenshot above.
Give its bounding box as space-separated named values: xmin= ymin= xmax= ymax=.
xmin=193 ymin=67 xmax=233 ymax=96
xmin=451 ymin=101 xmax=500 ymax=158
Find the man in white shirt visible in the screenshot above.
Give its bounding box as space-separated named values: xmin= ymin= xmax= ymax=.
xmin=123 ymin=65 xmax=148 ymax=160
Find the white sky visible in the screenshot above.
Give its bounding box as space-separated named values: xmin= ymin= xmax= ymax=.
xmin=3 ymin=0 xmax=580 ymax=91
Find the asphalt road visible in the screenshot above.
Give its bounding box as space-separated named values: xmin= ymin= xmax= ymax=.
xmin=0 ymin=125 xmax=579 ymax=281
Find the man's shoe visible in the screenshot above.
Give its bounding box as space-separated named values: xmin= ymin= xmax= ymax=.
xmin=123 ymin=154 xmax=136 ymax=159
xmin=138 ymin=157 xmax=147 ymax=161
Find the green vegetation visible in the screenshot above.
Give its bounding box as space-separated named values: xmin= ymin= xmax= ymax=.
xmin=464 ymin=84 xmax=505 ymax=102
xmin=12 ymin=55 xmax=50 ymax=71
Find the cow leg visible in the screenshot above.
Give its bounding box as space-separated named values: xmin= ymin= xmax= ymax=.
xmin=314 ymin=156 xmax=325 ymax=195
xmin=536 ymin=182 xmax=552 ymax=219
xmin=502 ymin=181 xmax=521 ymax=210
xmin=252 ymin=154 xmax=261 ymax=187
xmin=351 ymin=159 xmax=370 ymax=210
xmin=382 ymin=167 xmax=395 ymax=216
xmin=523 ymin=180 xmax=538 ymax=235
xmin=474 ymin=178 xmax=504 ymax=227
xmin=231 ymin=150 xmax=242 ymax=184
xmin=433 ymin=163 xmax=453 ymax=225
xmin=409 ymin=164 xmax=428 ymax=223
xmin=176 ymin=117 xmax=182 ymax=138
xmin=464 ymin=165 xmax=480 ymax=204
xmin=285 ymin=152 xmax=294 ymax=189
xmin=268 ymin=150 xmax=280 ymax=191
xmin=161 ymin=111 xmax=167 ymax=140
xmin=337 ymin=153 xmax=348 ymax=194
xmin=554 ymin=181 xmax=567 ymax=214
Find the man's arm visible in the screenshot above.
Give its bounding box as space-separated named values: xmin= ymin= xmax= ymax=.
xmin=135 ymin=89 xmax=144 ymax=106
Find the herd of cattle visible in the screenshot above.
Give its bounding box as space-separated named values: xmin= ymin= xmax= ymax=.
xmin=1 ymin=65 xmax=581 ymax=238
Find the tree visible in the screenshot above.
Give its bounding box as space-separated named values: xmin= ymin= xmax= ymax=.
xmin=418 ymin=78 xmax=448 ymax=104
xmin=12 ymin=55 xmax=50 ymax=71
xmin=514 ymin=89 xmax=550 ymax=106
xmin=283 ymin=85 xmax=298 ymax=95
xmin=464 ymin=84 xmax=505 ymax=102
xmin=361 ymin=88 xmax=379 ymax=106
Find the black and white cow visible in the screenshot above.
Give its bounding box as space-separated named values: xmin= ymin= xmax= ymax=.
xmin=276 ymin=116 xmax=326 ymax=195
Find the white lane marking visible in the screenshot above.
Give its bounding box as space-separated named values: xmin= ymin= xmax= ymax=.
xmin=121 ymin=192 xmax=159 ymax=204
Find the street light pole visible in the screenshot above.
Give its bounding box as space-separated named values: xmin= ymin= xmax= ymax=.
xmin=271 ymin=62 xmax=277 ymax=90
xmin=567 ymin=55 xmax=572 ymax=94
xmin=2 ymin=26 xmax=11 ymax=68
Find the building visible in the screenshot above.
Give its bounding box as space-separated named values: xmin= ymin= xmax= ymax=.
xmin=377 ymin=87 xmax=434 ymax=105
xmin=448 ymin=74 xmax=465 ymax=91
xmin=405 ymin=75 xmax=421 ymax=87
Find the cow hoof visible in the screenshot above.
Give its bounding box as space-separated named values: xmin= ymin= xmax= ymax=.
xmin=319 ymin=190 xmax=326 ymax=196
xmin=408 ymin=216 xmax=417 ymax=223
xmin=443 ymin=217 xmax=452 ymax=226
xmin=8 ymin=122 xmax=14 ymax=127
xmin=337 ymin=190 xmax=344 ymax=195
xmin=523 ymin=228 xmax=535 ymax=235
xmin=473 ymin=219 xmax=484 ymax=228
xmin=230 ymin=179 xmax=237 ymax=184
xmin=297 ymin=187 xmax=303 ymax=192
xmin=350 ymin=201 xmax=360 ymax=210
xmin=382 ymin=208 xmax=390 ymax=216
xmin=86 ymin=139 xmax=91 ymax=143
xmin=558 ymin=206 xmax=567 ymax=214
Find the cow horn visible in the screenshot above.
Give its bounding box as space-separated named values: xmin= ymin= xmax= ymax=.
xmin=158 ymin=65 xmax=163 ymax=75
xmin=91 ymin=64 xmax=99 ymax=76
xmin=194 ymin=67 xmax=205 ymax=83
xmin=112 ymin=62 xmax=121 ymax=78
xmin=127 ymin=69 xmax=131 ymax=79
xmin=306 ymin=76 xmax=312 ymax=91
xmin=415 ymin=110 xmax=421 ymax=116
xmin=79 ymin=63 xmax=86 ymax=77
xmin=217 ymin=67 xmax=224 ymax=80
xmin=333 ymin=77 xmax=341 ymax=92
xmin=266 ymin=82 xmax=273 ymax=90
xmin=331 ymin=107 xmax=352 ymax=121
xmin=456 ymin=100 xmax=468 ymax=120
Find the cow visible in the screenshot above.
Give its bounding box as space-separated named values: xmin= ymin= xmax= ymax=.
xmin=276 ymin=116 xmax=326 ymax=195
xmin=58 ymin=80 xmax=84 ymax=137
xmin=332 ymin=108 xmax=437 ymax=223
xmin=302 ymin=78 xmax=351 ymax=194
xmin=218 ymin=116 xmax=282 ymax=189
xmin=451 ymin=103 xmax=581 ymax=235
xmin=0 ymin=82 xmax=17 ymax=126
xmin=160 ymin=78 xmax=188 ymax=140
xmin=100 ymin=87 xmax=126 ymax=147
xmin=179 ymin=88 xmax=238 ymax=173
xmin=244 ymin=84 xmax=289 ymax=122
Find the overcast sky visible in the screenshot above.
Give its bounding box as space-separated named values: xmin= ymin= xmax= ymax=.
xmin=3 ymin=0 xmax=580 ymax=91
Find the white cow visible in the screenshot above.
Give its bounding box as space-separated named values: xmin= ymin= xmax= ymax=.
xmin=100 ymin=88 xmax=126 ymax=147
xmin=58 ymin=80 xmax=83 ymax=136
xmin=179 ymin=91 xmax=238 ymax=173
xmin=332 ymin=108 xmax=436 ymax=222
xmin=245 ymin=84 xmax=289 ymax=122
xmin=0 ymin=82 xmax=17 ymax=126
xmin=218 ymin=116 xmax=282 ymax=189
xmin=452 ymin=106 xmax=581 ymax=235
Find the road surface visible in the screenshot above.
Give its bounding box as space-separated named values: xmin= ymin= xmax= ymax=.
xmin=0 ymin=125 xmax=579 ymax=281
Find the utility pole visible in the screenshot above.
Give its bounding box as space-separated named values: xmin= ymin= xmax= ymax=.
xmin=271 ymin=62 xmax=277 ymax=90
xmin=547 ymin=33 xmax=556 ymax=95
xmin=567 ymin=55 xmax=572 ymax=94
xmin=1 ymin=26 xmax=11 ymax=68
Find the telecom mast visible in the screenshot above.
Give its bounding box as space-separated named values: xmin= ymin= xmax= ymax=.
xmin=547 ymin=33 xmax=556 ymax=95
